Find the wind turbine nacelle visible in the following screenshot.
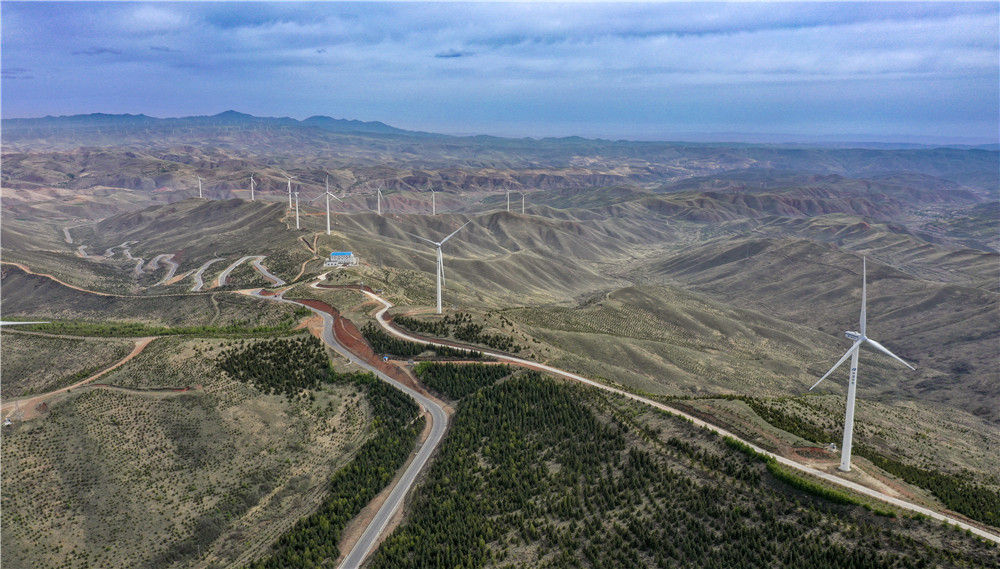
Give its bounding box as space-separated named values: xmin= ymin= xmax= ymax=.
xmin=844 ymin=331 xmax=862 ymax=342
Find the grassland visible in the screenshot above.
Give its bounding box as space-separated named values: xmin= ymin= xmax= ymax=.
xmin=0 ymin=332 xmax=134 ymax=397
xmin=0 ymin=335 xmax=371 ymax=569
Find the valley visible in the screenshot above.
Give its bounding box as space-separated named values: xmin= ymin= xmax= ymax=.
xmin=1 ymin=113 xmax=998 ymax=568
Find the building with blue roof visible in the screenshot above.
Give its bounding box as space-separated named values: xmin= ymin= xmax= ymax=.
xmin=324 ymin=251 xmax=358 ymax=267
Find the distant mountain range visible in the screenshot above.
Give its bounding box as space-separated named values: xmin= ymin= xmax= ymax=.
xmin=4 ymin=111 xmax=998 ymax=150
xmin=3 ymin=110 xmax=410 ymax=136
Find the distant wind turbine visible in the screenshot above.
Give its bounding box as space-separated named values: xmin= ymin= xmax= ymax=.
xmin=405 ymin=221 xmax=472 ymax=314
xmin=506 ymin=186 xmax=511 ymax=212
xmin=809 ymin=258 xmax=915 ymax=472
xmin=521 ymin=192 xmax=525 ymax=214
xmin=285 ymin=175 xmax=295 ymax=209
xmin=197 ymin=176 xmax=203 ymax=199
xmin=376 ymin=185 xmax=384 ymax=216
xmin=312 ymin=175 xmax=343 ymax=235
xmin=249 ymin=174 xmax=256 ymax=201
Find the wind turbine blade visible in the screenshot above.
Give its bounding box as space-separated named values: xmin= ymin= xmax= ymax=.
xmin=810 ymin=341 xmax=861 ymax=390
xmin=860 ymin=257 xmax=867 ymax=337
xmin=440 ymin=220 xmax=472 ymax=244
xmin=403 ymin=231 xmax=439 ymax=247
xmin=330 ymin=193 xmax=343 ymax=202
xmin=864 ymin=338 xmax=915 ymax=370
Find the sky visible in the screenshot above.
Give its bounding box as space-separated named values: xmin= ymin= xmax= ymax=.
xmin=2 ymin=2 xmax=998 ymax=143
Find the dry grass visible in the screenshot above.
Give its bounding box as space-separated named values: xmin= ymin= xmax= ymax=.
xmin=0 ymin=332 xmax=134 ymax=397
xmin=0 ymin=336 xmax=372 ymax=569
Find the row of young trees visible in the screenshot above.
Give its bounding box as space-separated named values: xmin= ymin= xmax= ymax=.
xmin=393 ymin=312 xmax=521 ymax=353
xmin=360 ymin=321 xmax=487 ymax=359
xmin=20 ymin=319 xmax=297 ymax=338
xmin=246 ymin=370 xmax=422 ymax=569
xmin=367 ymin=367 xmax=996 ymax=569
xmin=413 ymin=362 xmax=513 ymax=400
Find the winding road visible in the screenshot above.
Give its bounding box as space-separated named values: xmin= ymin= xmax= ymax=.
xmin=190 ymin=258 xmax=225 ymax=291
xmin=216 ymin=256 xmax=286 ymax=287
xmin=252 ymin=288 xmax=449 ymax=569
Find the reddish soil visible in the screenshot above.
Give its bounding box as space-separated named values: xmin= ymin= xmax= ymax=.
xmin=295 ymin=298 xmax=432 ymax=397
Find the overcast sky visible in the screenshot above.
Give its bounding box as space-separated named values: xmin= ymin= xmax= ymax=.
xmin=2 ymin=2 xmax=997 ymax=143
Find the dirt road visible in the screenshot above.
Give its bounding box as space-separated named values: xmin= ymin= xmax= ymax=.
xmin=1 ymin=336 xmax=157 ymax=421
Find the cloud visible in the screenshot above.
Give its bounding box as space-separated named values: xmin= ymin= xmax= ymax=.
xmin=72 ymin=46 xmax=122 ymax=56
xmin=2 ymin=3 xmax=996 ymax=141
xmin=434 ymin=49 xmax=472 ymax=59
xmin=1 ymin=67 xmax=33 ymax=79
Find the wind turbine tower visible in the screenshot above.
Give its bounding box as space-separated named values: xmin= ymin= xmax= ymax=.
xmin=314 ymin=175 xmax=343 ymax=236
xmin=294 ymin=190 xmax=301 ymax=229
xmin=376 ymin=186 xmax=384 ymax=216
xmin=198 ymin=176 xmax=203 ymax=199
xmin=506 ymin=187 xmax=511 ymax=212
xmin=250 ymin=174 xmax=256 ymax=201
xmin=810 ymin=258 xmax=915 ymax=472
xmin=406 ymin=221 xmax=472 ymax=314
xmin=285 ymin=175 xmax=295 ymax=209
xmin=521 ymin=192 xmax=525 ymax=214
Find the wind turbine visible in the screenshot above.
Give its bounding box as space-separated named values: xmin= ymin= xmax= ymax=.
xmin=312 ymin=175 xmax=343 ymax=235
xmin=249 ymin=174 xmax=256 ymax=201
xmin=376 ymin=185 xmax=384 ymax=216
xmin=521 ymin=192 xmax=525 ymax=214
xmin=285 ymin=175 xmax=295 ymax=209
xmin=405 ymin=221 xmax=472 ymax=314
xmin=197 ymin=176 xmax=203 ymax=199
xmin=506 ymin=186 xmax=511 ymax=212
xmin=809 ymin=258 xmax=915 ymax=472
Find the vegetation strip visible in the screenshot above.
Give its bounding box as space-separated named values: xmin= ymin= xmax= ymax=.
xmin=11 ymin=316 xmax=307 ymax=338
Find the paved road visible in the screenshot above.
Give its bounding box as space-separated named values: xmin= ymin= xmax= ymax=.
xmin=252 ymin=257 xmax=286 ymax=286
xmin=190 ymin=258 xmax=225 ymax=291
xmin=252 ymin=289 xmax=449 ymax=568
xmin=148 ymin=254 xmax=180 ymax=286
xmin=361 ymin=289 xmax=1000 ymax=546
xmin=217 ymin=256 xmax=286 ymax=287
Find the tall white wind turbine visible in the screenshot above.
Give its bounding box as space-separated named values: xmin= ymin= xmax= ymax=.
xmin=197 ymin=176 xmax=203 ymax=199
xmin=376 ymin=185 xmax=384 ymax=216
xmin=250 ymin=174 xmax=256 ymax=201
xmin=521 ymin=192 xmax=525 ymax=214
xmin=406 ymin=221 xmax=472 ymax=314
xmin=506 ymin=186 xmax=511 ymax=212
xmin=810 ymin=258 xmax=915 ymax=472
